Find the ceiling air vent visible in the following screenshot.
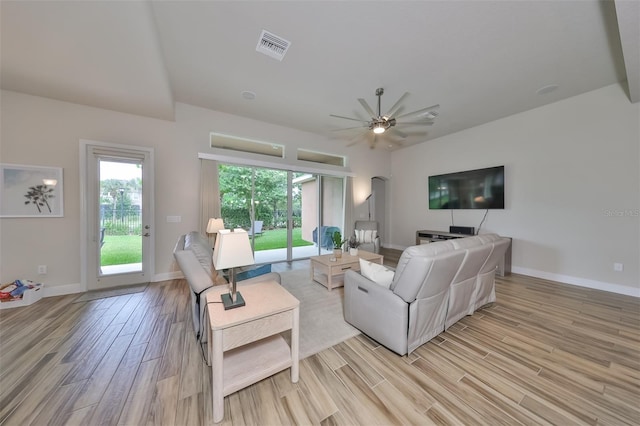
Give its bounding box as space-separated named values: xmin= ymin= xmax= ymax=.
xmin=256 ymin=30 xmax=291 ymax=61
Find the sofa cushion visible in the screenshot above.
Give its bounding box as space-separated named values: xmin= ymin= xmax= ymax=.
xmin=359 ymin=259 xmax=394 ymax=288
xmin=476 ymin=233 xmax=501 ymax=244
xmin=174 ymin=249 xmax=214 ymax=296
xmin=450 ymin=236 xmax=483 ymax=249
xmin=390 ymin=240 xmax=455 ymax=291
xmin=184 ymin=231 xmax=214 ymax=276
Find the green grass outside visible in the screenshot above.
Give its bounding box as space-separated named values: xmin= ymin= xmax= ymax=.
xmin=253 ymin=227 xmax=313 ymax=251
xmin=100 ymin=228 xmax=312 ymax=266
xmin=101 ymin=235 xmax=142 ymax=266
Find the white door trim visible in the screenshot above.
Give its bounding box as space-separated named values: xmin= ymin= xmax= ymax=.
xmin=79 ymin=139 xmax=155 ymax=290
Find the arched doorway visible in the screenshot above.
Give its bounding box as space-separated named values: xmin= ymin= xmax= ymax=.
xmin=370 ymin=176 xmax=387 ymax=246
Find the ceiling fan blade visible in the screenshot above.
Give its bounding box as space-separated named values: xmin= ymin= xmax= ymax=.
xmin=346 ymin=132 xmax=368 ymax=147
xmin=331 ymin=126 xmax=367 ymax=132
xmin=395 ymin=120 xmax=435 ymax=126
xmin=391 ymin=129 xmax=429 ymax=138
xmin=385 ymin=92 xmax=409 ymax=118
xmin=329 ymin=114 xmax=369 ymax=123
xmin=389 ymin=127 xmax=408 ymax=138
xmin=357 ymin=98 xmax=377 ymax=118
xmin=395 ymin=104 xmax=440 ymax=119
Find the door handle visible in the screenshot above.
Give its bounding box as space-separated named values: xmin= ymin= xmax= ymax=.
xmin=143 ymin=233 xmax=150 ymax=237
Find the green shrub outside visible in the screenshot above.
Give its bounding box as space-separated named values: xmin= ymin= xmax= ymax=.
xmin=221 ymin=207 xmax=301 ymax=229
xmin=102 ymin=221 xmax=142 ymax=236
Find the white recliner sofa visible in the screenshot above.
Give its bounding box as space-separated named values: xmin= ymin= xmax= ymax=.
xmin=173 ymin=231 xmax=281 ymax=345
xmin=344 ymin=233 xmax=510 ymax=355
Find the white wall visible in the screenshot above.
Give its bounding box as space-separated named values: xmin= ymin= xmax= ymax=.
xmin=0 ymin=91 xmax=391 ymax=292
xmin=390 ymin=84 xmax=640 ymax=296
xmin=4 ymin=85 xmax=637 ymax=297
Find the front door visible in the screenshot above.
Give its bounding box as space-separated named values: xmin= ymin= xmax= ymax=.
xmin=82 ymin=141 xmax=154 ymax=290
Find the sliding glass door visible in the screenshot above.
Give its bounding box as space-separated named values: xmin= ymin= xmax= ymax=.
xmin=218 ymin=164 xmax=344 ymax=263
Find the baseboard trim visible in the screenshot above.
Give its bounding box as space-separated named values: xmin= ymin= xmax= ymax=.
xmin=153 ymin=271 xmax=183 ymax=282
xmin=43 ymin=282 xmax=85 ymax=297
xmin=511 ymin=266 xmax=639 ymax=298
xmin=40 ymin=272 xmax=183 ymax=298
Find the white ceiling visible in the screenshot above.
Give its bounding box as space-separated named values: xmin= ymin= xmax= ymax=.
xmin=2 ymin=1 xmax=638 ymax=151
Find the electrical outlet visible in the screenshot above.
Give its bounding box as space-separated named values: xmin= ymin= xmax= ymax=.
xmin=38 ymin=265 xmax=47 ymax=274
xmin=613 ymin=263 xmax=624 ymax=272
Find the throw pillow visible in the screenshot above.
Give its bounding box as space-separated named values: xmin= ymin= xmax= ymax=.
xmin=355 ymin=229 xmax=378 ymax=244
xmin=359 ymin=258 xmax=394 ymax=288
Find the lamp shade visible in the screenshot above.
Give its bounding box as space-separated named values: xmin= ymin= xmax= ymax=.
xmin=207 ymin=218 xmax=224 ymax=234
xmin=212 ymin=229 xmax=255 ymax=270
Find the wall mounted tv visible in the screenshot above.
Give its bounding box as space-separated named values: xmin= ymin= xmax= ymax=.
xmin=429 ymin=166 xmax=505 ymax=210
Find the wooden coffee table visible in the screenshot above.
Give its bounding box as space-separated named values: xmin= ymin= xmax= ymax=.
xmin=310 ymin=250 xmax=384 ymax=290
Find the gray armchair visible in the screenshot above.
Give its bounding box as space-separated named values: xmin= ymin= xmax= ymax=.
xmin=353 ymin=220 xmax=381 ymax=253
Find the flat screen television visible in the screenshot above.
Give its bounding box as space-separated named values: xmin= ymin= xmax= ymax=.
xmin=429 ymin=166 xmax=505 ymax=209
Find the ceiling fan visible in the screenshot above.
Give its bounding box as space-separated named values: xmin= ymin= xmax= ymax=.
xmin=330 ymin=88 xmax=439 ymax=148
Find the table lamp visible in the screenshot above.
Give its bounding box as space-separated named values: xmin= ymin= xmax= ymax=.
xmin=206 ymin=218 xmax=225 ymax=247
xmin=212 ymin=229 xmax=255 ymax=309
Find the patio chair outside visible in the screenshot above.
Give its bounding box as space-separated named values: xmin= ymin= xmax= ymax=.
xmin=247 ymin=220 xmax=263 ymax=237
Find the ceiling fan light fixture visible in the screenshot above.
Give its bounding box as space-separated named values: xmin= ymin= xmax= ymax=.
xmin=330 ymin=87 xmax=440 ymax=148
xmin=373 ymin=123 xmax=386 ymax=134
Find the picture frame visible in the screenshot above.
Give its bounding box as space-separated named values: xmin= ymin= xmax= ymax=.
xmin=0 ymin=164 xmax=64 ymax=217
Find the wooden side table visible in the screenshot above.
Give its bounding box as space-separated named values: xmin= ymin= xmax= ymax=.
xmin=206 ymin=280 xmax=299 ymax=423
xmin=309 ymin=250 xmax=384 ymax=290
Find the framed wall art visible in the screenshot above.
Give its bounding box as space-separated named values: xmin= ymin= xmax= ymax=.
xmin=0 ymin=164 xmax=64 ymax=217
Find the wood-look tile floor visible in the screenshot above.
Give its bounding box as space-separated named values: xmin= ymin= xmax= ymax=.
xmin=0 ymin=261 xmax=638 ymax=425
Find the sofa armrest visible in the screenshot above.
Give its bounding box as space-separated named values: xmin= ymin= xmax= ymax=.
xmin=373 ymin=236 xmax=381 ymax=253
xmin=174 ymin=250 xmax=214 ymax=294
xmin=344 ymin=270 xmax=409 ymax=355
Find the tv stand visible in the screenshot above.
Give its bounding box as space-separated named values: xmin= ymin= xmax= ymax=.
xmin=415 ymin=230 xmax=511 ymax=276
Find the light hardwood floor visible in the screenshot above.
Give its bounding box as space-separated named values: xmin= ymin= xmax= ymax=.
xmin=0 ymin=257 xmax=638 ymax=425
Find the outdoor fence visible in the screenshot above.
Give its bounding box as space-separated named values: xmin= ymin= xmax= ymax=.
xmin=100 ymin=205 xmax=142 ymax=235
